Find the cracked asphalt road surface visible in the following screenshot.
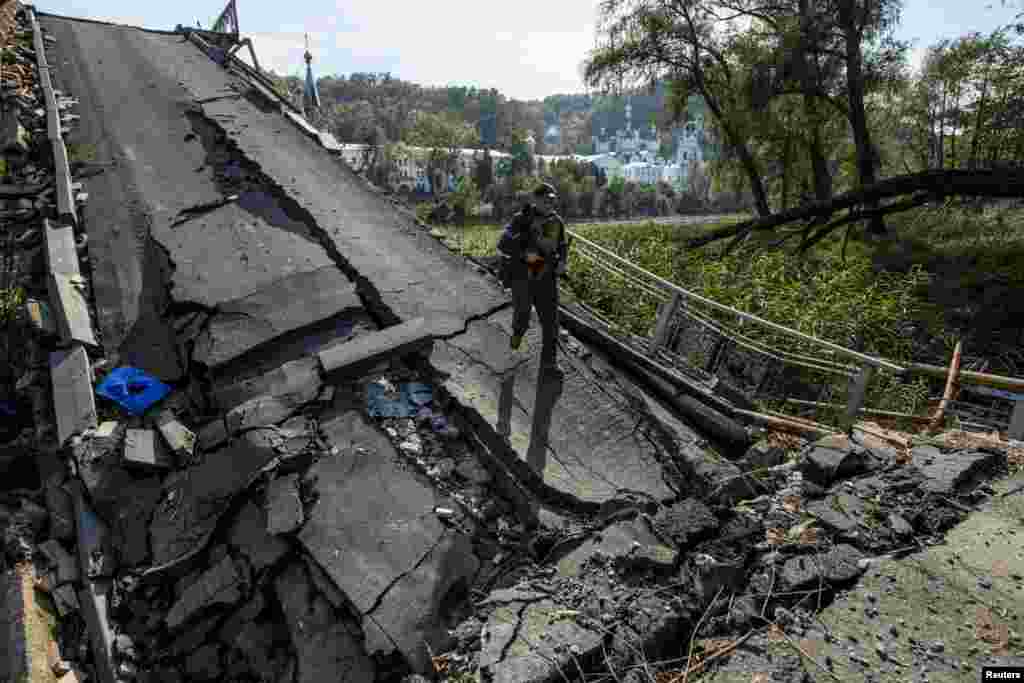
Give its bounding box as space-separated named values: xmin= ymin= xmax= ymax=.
xmin=36 ymin=13 xmax=752 ymax=679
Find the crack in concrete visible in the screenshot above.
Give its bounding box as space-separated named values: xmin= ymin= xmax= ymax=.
xmin=363 ymin=529 xmax=448 ymax=620
xmin=498 ymin=601 xmax=531 ymax=664
xmin=169 ymin=195 xmax=239 ymax=228
xmin=433 ymin=301 xmax=512 ymax=342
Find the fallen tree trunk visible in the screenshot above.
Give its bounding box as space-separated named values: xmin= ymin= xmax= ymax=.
xmin=687 ymin=168 xmax=1024 ymax=249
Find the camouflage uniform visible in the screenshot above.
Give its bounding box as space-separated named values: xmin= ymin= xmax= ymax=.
xmin=499 ymin=188 xmax=566 ymax=369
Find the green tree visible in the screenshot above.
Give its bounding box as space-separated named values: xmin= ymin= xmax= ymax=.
xmin=405 ymin=111 xmax=478 ymax=194
xmin=583 ymin=0 xmax=774 ymax=217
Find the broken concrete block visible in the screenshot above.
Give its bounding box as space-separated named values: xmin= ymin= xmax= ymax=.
xmin=889 ymin=513 xmax=914 ymax=537
xmin=805 ymin=492 xmax=864 ymax=534
xmin=51 ymin=139 xmax=77 ymax=226
xmin=52 ymin=584 xmax=79 ymax=617
xmin=225 ymin=395 xmax=304 ymax=434
xmin=154 ymin=413 xmax=196 ymax=460
xmin=481 ymin=599 xmax=604 ymax=683
xmin=317 ymin=317 xmax=433 ymax=379
xmin=123 ymin=428 xmax=175 ymax=471
xmin=197 ymin=419 xmax=228 ymax=452
xmin=48 ymin=272 xmax=96 ymax=346
xmin=911 ymin=449 xmax=1003 ymax=495
xmin=779 ymin=543 xmax=865 ymax=590
xmin=165 ymin=555 xmax=246 ymax=630
xmin=651 ymin=498 xmax=719 ymax=548
xmin=799 ymin=440 xmax=873 ymax=487
xmin=185 ymin=643 xmax=223 ymax=680
xmin=44 ymin=477 xmax=75 ymax=542
xmin=38 ymin=539 xmax=79 ymax=585
xmin=274 ymin=563 xmax=376 ymax=683
xmin=212 ymin=356 xmax=321 ymax=413
xmin=149 ymin=443 xmax=278 ymax=567
xmin=191 ymin=266 xmax=361 ymax=368
xmin=50 ymin=345 xmax=98 ymax=447
xmin=43 ymin=218 xmax=80 ymax=275
xmin=109 ymin=475 xmax=162 ymax=568
xmin=228 ymin=501 xmax=290 ymax=574
xmin=266 ymin=474 xmax=304 ymax=535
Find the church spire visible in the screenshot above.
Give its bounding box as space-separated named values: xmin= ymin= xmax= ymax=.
xmin=302 ymin=33 xmax=320 ymax=116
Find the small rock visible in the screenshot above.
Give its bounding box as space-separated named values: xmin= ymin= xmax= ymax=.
xmin=978 ymin=577 xmax=993 ymax=589
xmin=928 ymin=640 xmax=944 ymax=654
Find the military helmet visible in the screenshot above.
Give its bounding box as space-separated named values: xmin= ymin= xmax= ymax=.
xmin=533 ymin=182 xmax=558 ymax=201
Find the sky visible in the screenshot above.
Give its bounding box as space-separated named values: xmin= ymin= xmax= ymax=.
xmin=37 ymin=0 xmax=1024 ymax=101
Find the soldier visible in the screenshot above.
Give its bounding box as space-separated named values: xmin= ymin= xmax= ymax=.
xmin=497 ymin=183 xmax=568 ymax=375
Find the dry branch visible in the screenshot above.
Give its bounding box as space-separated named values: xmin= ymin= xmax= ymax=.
xmin=686 ymin=168 xmax=1024 ymax=249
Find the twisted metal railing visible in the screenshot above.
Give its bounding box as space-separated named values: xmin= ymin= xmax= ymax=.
xmin=562 ymin=228 xmax=1024 ymax=439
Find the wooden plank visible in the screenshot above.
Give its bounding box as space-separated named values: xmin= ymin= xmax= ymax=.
xmin=50 ymin=345 xmax=97 ymax=447
xmin=48 ymin=271 xmax=97 ymax=347
xmin=44 ymin=218 xmax=80 ymax=276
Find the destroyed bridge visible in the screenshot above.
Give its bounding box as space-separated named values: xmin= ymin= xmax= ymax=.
xmin=0 ymin=5 xmax=1022 ymax=683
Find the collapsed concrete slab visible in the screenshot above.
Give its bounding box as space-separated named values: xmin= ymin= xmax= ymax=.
xmin=193 ymin=266 xmax=361 ymax=368
xmin=149 ymin=442 xmax=277 ymax=567
xmin=265 ymin=474 xmax=304 ymax=535
xmin=161 ymin=200 xmax=335 ymax=309
xmin=165 ymin=554 xmax=247 ymax=629
xmin=228 ymin=500 xmax=290 ymax=574
xmin=38 ymin=539 xmax=79 ymax=585
xmin=274 ymin=562 xmax=376 ymax=683
xmin=911 ymin=448 xmax=1003 ymax=495
xmin=50 ymin=345 xmax=97 ymax=447
xmin=211 ymin=355 xmax=321 ymax=412
xmin=298 ymin=400 xmax=478 ymax=672
xmin=556 ymin=516 xmax=678 ymax=579
xmin=317 ymin=316 xmax=434 ymax=379
xmin=433 ymin=311 xmax=682 ymax=505
xmin=480 ymin=598 xmax=604 ymax=683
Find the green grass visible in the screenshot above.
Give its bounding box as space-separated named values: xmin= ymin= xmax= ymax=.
xmin=0 ymin=287 xmax=25 ymax=324
xmin=427 ymin=202 xmax=1024 ymax=418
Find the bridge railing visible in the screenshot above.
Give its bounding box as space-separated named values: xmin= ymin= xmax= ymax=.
xmin=562 ymin=228 xmax=1024 ymax=440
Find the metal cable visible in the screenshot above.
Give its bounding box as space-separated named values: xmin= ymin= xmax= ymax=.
xmin=671 ymin=303 xmax=858 ymax=378
xmin=572 ymin=249 xmax=670 ymax=303
xmin=567 ymin=229 xmax=904 ymax=373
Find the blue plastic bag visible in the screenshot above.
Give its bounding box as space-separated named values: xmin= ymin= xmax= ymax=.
xmin=366 ymin=382 xmax=434 ymax=418
xmin=95 ymin=367 xmax=171 ymax=416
